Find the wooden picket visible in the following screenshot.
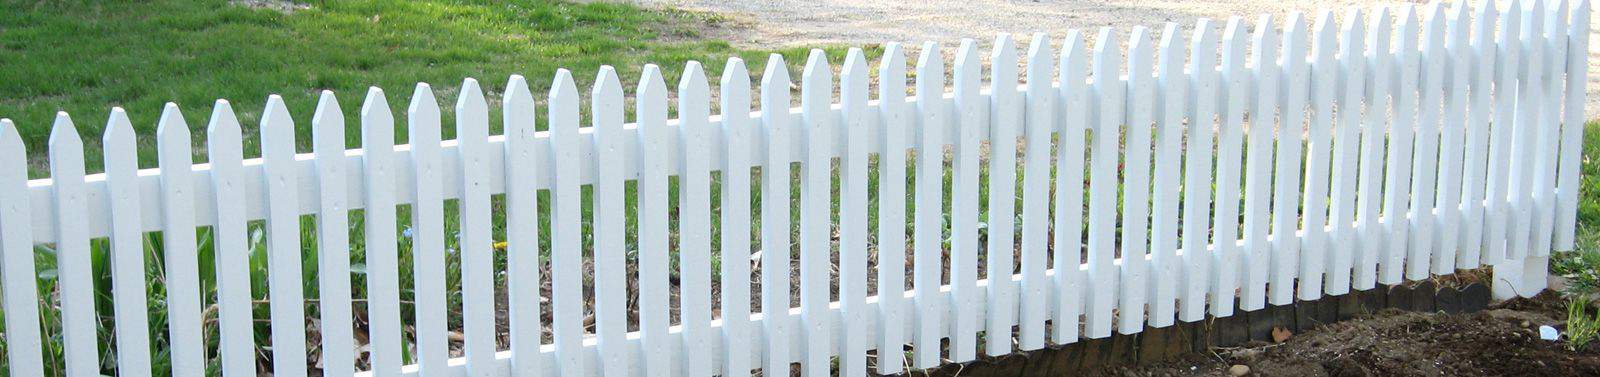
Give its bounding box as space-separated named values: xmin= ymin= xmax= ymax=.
xmin=0 ymin=1 xmax=1589 ymax=376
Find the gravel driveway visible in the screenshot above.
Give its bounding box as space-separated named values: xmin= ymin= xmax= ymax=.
xmin=631 ymin=0 xmax=1600 ymax=116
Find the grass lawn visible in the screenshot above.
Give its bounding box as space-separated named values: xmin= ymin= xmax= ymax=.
xmin=0 ymin=0 xmax=854 ymax=173
xmin=1 ymin=0 xmax=1598 ymax=375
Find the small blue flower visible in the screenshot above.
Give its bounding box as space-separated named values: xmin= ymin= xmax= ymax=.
xmin=402 ymin=227 xmax=414 ymax=238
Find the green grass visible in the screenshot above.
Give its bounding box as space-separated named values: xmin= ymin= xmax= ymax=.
xmin=0 ymin=0 xmax=862 ymax=174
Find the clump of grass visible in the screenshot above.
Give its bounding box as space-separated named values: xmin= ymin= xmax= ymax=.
xmin=1566 ymin=297 xmax=1600 ymax=351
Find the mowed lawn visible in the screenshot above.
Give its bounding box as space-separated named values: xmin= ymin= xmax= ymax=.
xmin=0 ymin=0 xmax=846 ymax=172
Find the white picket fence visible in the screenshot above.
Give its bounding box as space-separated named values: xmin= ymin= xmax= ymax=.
xmin=0 ymin=0 xmax=1591 ymax=376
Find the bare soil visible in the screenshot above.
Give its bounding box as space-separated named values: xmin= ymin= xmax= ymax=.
xmin=1091 ymin=292 xmax=1600 ymax=377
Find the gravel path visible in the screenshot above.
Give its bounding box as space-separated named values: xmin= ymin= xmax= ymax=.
xmin=633 ymin=0 xmax=1600 ymax=116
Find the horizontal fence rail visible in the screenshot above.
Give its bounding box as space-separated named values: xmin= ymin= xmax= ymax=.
xmin=0 ymin=1 xmax=1590 ymax=376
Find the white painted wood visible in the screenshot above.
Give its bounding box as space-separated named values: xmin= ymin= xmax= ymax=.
xmin=1053 ymin=31 xmax=1090 ymax=342
xmin=949 ymin=38 xmax=983 ymax=361
xmin=1381 ymin=7 xmax=1419 ymax=285
xmin=1407 ymin=3 xmax=1445 ymax=281
xmin=1212 ymin=18 xmax=1250 ymax=317
xmin=311 ymin=92 xmax=356 ymax=377
xmin=874 ymin=44 xmax=910 ymax=373
xmin=677 ymin=61 xmax=715 ymax=377
xmin=501 ymin=75 xmax=543 ymax=377
xmin=1085 ymin=28 xmax=1124 ymax=338
xmin=1508 ymin=0 xmax=1544 ymax=262
xmin=718 ymin=58 xmax=756 ymax=377
xmin=406 ymin=85 xmax=450 ymax=376
xmin=983 ymin=34 xmax=1020 ymax=353
xmin=758 ymin=54 xmax=795 ymax=376
xmin=208 ymin=101 xmax=257 ymax=377
xmin=838 ymin=49 xmax=871 ymax=377
xmin=1147 ymin=23 xmax=1187 ymax=328
xmin=1434 ymin=2 xmax=1471 ymax=274
xmin=358 ymin=89 xmax=403 ymax=377
xmin=911 ymin=42 xmax=948 ymax=367
xmin=1327 ymin=8 xmax=1367 ymax=296
xmin=454 ymin=79 xmax=498 ymax=376
xmin=1483 ymin=0 xmax=1522 ymax=265
xmin=1299 ymin=11 xmax=1336 ymax=301
xmin=1018 ymin=32 xmax=1055 ymax=345
xmin=103 ymin=109 xmax=152 ymax=377
xmin=155 ymin=103 xmax=205 ymax=376
xmin=1531 ymin=0 xmax=1567 ymax=257
xmin=262 ymin=96 xmax=309 ymax=377
xmin=547 ymin=70 xmax=587 ymax=377
xmin=48 ymin=113 xmax=100 ymax=377
xmin=1554 ymin=0 xmax=1589 ymax=251
xmin=0 ymin=119 xmax=43 ymax=377
xmin=1458 ymin=2 xmax=1496 ymax=269
xmin=798 ymin=51 xmax=835 ymax=375
xmin=1270 ymin=13 xmax=1308 ymax=306
xmin=591 ymin=67 xmax=632 ymax=377
xmin=1118 ymin=27 xmax=1155 ymax=334
xmin=636 ymin=65 xmax=675 ymax=376
xmin=1179 ymin=20 xmax=1218 ymax=323
xmin=1355 ymin=7 xmax=1395 ymax=290
xmin=1241 ymin=14 xmax=1278 ymax=311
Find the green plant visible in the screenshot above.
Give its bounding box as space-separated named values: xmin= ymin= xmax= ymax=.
xmin=1566 ymin=297 xmax=1600 ymax=351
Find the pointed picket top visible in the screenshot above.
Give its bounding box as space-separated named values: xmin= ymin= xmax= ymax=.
xmin=879 ymin=43 xmax=907 ymax=97
xmin=1452 ymin=0 xmax=1471 ymax=24
xmin=679 ymin=61 xmax=710 ymax=115
xmin=1553 ymin=0 xmax=1570 ymax=35
xmin=103 ymin=107 xmax=137 ymax=156
xmin=549 ymin=69 xmax=579 ymax=136
xmin=1061 ymin=29 xmax=1088 ymax=81
xmin=359 ymin=88 xmax=394 ymax=158
xmin=1424 ymin=1 xmax=1446 ymax=41
xmin=261 ymin=95 xmax=298 ymax=159
xmin=1 ymin=119 xmax=21 ymax=156
xmin=156 ymin=103 xmax=191 ymax=153
xmin=761 ymin=54 xmax=791 ymax=115
xmin=1093 ymin=28 xmax=1121 ymax=83
xmin=1314 ymin=10 xmax=1337 ymax=51
xmin=1342 ymin=8 xmax=1365 ymax=43
xmin=207 ymin=101 xmax=243 ymax=157
xmin=1399 ymin=4 xmax=1420 ymax=38
xmin=408 ymin=83 xmax=441 ymax=134
xmin=1025 ymin=33 xmax=1053 ymax=80
xmin=1372 ymin=6 xmax=1394 ymax=45
xmin=595 ymin=65 xmax=624 ymax=104
xmin=1253 ymin=14 xmax=1278 ymax=64
xmin=50 ymin=112 xmax=83 ymax=158
xmin=1158 ymin=23 xmax=1183 ymax=64
xmin=638 ymin=64 xmax=668 ymax=115
xmin=955 ymin=38 xmax=982 ymax=93
xmin=1285 ymin=12 xmax=1308 ymax=48
xmin=313 ymin=91 xmax=345 ymax=156
xmin=1503 ymin=0 xmax=1521 ymax=46
xmin=458 ymin=78 xmax=489 ymax=135
xmin=1129 ymin=26 xmax=1154 ymax=72
xmin=721 ymin=58 xmax=752 ymax=116
xmin=1191 ymin=19 xmax=1217 ymax=59
xmin=504 ymin=75 xmax=537 ymax=160
xmin=801 ymin=49 xmax=832 ymax=112
xmin=992 ymin=33 xmax=1019 ymax=89
xmin=1578 ymin=0 xmax=1590 ymax=24
xmin=842 ymin=48 xmax=870 ymax=85
xmin=915 ymin=41 xmax=945 ymax=96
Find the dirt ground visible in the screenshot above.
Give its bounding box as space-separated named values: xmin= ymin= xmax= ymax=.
xmin=627 ymin=0 xmax=1600 ymax=116
xmin=1089 ymin=292 xmax=1600 ymax=377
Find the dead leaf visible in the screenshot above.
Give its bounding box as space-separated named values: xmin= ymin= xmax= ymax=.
xmin=1271 ymin=327 xmax=1293 ymax=343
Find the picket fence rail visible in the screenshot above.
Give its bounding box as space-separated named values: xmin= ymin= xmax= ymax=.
xmin=0 ymin=0 xmax=1591 ymax=376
